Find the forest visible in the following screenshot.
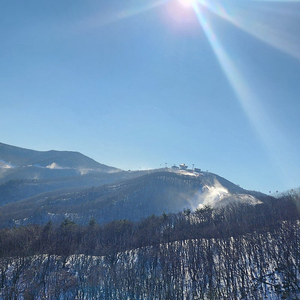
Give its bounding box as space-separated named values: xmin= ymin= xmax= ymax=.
xmin=0 ymin=193 xmax=300 ymax=299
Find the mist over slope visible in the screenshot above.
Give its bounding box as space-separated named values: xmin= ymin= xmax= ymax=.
xmin=0 ymin=142 xmax=274 ymax=228
xmin=0 ymin=170 xmax=273 ymax=227
xmin=0 ymin=143 xmax=299 ymax=299
xmin=0 ymin=142 xmax=119 ymax=183
xmin=0 ymin=170 xmax=156 ymax=206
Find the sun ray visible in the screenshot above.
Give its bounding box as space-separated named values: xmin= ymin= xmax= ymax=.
xmin=113 ymin=0 xmax=168 ymax=22
xmin=196 ymin=0 xmax=300 ymax=60
xmin=191 ymin=2 xmax=297 ymax=187
xmin=83 ymin=0 xmax=168 ymax=29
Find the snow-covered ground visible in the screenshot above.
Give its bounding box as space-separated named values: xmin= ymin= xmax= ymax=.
xmin=0 ymin=221 xmax=298 ymax=300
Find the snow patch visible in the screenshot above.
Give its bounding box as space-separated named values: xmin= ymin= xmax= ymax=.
xmin=234 ymin=194 xmax=262 ymax=205
xmin=46 ymin=162 xmax=63 ymax=169
xmin=189 ymin=179 xmax=262 ymax=210
xmin=0 ymin=159 xmax=14 ymax=168
xmin=78 ymin=167 xmax=91 ymax=175
xmin=176 ymin=170 xmax=198 ymax=177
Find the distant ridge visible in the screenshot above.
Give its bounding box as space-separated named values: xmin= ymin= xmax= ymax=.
xmin=0 ymin=142 xmax=120 ymax=182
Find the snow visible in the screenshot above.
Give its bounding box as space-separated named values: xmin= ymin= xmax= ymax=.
xmin=0 ymin=159 xmax=14 ymax=169
xmin=46 ymin=162 xmax=64 ymax=169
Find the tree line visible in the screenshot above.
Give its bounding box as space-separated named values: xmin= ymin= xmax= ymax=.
xmin=0 ymin=194 xmax=300 ymax=299
xmin=0 ymin=213 xmax=299 ymax=299
xmin=0 ymin=194 xmax=298 ymax=259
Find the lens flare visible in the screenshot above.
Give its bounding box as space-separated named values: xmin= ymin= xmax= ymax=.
xmin=191 ymin=1 xmax=297 ymax=187
xmin=178 ymin=0 xmax=197 ymax=7
xmin=83 ymin=0 xmax=168 ymax=28
xmin=196 ymin=0 xmax=300 ymax=60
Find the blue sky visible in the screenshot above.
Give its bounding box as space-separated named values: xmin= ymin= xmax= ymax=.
xmin=1 ymin=0 xmax=300 ymax=193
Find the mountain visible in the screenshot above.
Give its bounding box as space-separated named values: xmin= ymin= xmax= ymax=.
xmin=0 ymin=142 xmax=119 ymax=183
xmin=0 ymin=170 xmax=273 ymax=227
xmin=0 ymin=142 xmax=275 ymax=228
xmin=0 ymin=143 xmax=297 ymax=299
xmin=0 ymin=170 xmax=154 ymax=206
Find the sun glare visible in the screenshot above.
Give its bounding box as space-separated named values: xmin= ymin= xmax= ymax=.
xmin=191 ymin=0 xmax=295 ymax=188
xmin=178 ymin=0 xmax=196 ymax=8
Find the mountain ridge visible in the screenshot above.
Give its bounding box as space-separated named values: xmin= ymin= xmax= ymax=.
xmin=0 ymin=170 xmax=274 ymax=227
xmin=0 ymin=142 xmax=120 ymax=183
xmin=0 ymin=142 xmax=118 ymax=170
xmin=0 ymin=142 xmax=275 ymax=228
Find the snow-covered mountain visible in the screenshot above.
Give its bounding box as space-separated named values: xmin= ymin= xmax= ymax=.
xmin=0 ymin=142 xmax=297 ymax=299
xmin=0 ymin=142 xmax=274 ymax=228
xmin=0 ymin=170 xmax=273 ymax=227
xmin=0 ymin=142 xmax=120 ymax=183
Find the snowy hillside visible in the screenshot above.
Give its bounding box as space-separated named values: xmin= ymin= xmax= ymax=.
xmin=1 ymin=221 xmax=299 ymax=299
xmin=0 ymin=171 xmax=272 ymax=227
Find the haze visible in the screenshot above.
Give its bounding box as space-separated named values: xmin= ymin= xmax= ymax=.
xmin=1 ymin=0 xmax=300 ymax=193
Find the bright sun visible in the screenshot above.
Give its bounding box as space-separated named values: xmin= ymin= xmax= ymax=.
xmin=178 ymin=0 xmax=196 ymax=7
